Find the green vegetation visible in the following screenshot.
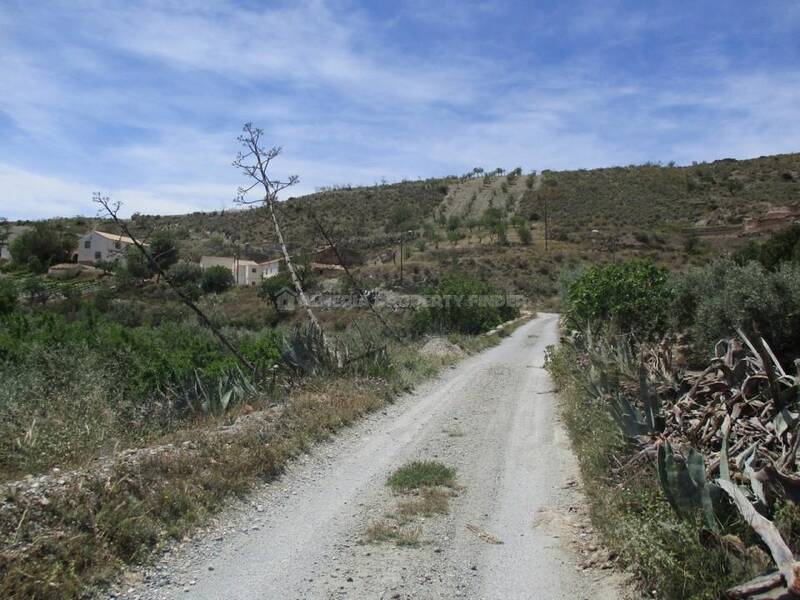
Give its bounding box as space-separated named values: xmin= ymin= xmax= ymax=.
xmin=669 ymin=259 xmax=800 ymax=359
xmin=520 ymin=154 xmax=800 ymax=235
xmin=546 ymin=344 xmax=755 ymax=599
xmin=201 ymin=264 xmax=235 ymax=294
xmin=387 ymin=460 xmax=456 ymax=491
xmin=564 ymin=260 xmax=668 ymax=338
xmin=0 ymin=309 xmax=282 ymax=476
xmin=9 ymin=223 xmax=76 ymax=272
xmin=411 ymin=274 xmax=518 ymax=335
xmin=735 ymin=223 xmax=800 ymax=270
xmin=552 ymin=245 xmax=800 ymax=598
xmin=259 ymin=272 xmax=293 ymax=311
xmin=0 ymin=278 xmax=17 ymax=315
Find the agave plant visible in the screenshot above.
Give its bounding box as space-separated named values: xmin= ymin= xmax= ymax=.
xmin=282 ymin=323 xmax=337 ymax=375
xmin=167 ymin=365 xmax=259 ymax=416
xmin=656 ymin=441 xmax=719 ymax=531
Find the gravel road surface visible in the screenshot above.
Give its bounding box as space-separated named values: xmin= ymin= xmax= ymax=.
xmin=118 ymin=313 xmax=623 ymax=600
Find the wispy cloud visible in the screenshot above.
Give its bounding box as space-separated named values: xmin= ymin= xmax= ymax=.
xmin=0 ymin=0 xmax=798 ymax=219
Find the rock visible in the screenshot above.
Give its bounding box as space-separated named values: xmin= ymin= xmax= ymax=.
xmin=420 ymin=337 xmax=465 ymax=359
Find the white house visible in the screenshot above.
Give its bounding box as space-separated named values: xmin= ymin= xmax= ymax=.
xmin=200 ymin=256 xmax=282 ymax=286
xmin=75 ymin=231 xmax=138 ymax=265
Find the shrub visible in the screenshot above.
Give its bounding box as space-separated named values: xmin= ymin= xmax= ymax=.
xmin=168 ymin=260 xmax=202 ymax=300
xmin=0 ymin=278 xmax=17 ymax=315
xmin=516 ymin=223 xmax=532 ymax=245
xmin=9 ymin=223 xmax=76 ymax=270
xmin=201 ymin=265 xmax=235 ymax=294
xmin=148 ymin=230 xmax=179 ymax=274
xmin=564 ymin=260 xmax=669 ymax=338
xmin=733 ymin=224 xmax=800 ymax=270
xmin=259 ymin=272 xmax=293 ymax=311
xmin=670 ymin=259 xmax=800 ymax=360
xmin=411 ymin=274 xmax=518 ymax=335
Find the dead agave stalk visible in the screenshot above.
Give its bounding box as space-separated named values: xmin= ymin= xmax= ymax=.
xmin=233 ymin=123 xmax=339 ymax=367
xmin=718 ymin=479 xmax=800 ymax=598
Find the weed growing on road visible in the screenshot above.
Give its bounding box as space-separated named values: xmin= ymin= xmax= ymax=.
xmin=363 ymin=520 xmax=422 ymax=546
xmin=397 ymin=487 xmax=452 ymax=517
xmin=387 ymin=461 xmax=456 ymax=491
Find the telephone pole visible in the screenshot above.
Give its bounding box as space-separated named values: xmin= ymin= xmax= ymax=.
xmin=399 ymin=231 xmax=404 ymax=286
xmin=543 ymin=193 xmax=549 ymax=253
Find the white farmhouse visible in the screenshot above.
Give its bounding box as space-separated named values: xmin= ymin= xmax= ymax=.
xmin=200 ymin=256 xmax=282 ymax=286
xmin=75 ymin=231 xmax=138 ymax=265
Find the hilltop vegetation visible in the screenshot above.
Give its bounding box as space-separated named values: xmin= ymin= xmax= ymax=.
xmin=520 ymin=153 xmax=800 ymax=238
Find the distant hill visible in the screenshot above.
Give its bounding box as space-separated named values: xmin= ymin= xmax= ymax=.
xmin=14 ymin=152 xmax=800 ymax=304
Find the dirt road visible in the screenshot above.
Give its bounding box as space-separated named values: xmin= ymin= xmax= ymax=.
xmin=121 ymin=313 xmax=622 ymax=600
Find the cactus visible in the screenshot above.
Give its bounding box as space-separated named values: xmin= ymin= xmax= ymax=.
xmin=639 ymin=364 xmax=663 ymax=434
xmin=656 ymin=442 xmax=719 ymax=531
xmin=604 ymin=366 xmax=663 ymax=440
xmin=609 ymin=391 xmax=649 ymax=439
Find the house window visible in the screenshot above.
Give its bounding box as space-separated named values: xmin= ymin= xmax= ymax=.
xmin=114 ymin=241 xmax=121 ymax=249
xmin=252 ymin=267 xmax=256 ymax=273
xmin=94 ymin=251 xmax=101 ymax=260
xmin=84 ymin=240 xmax=91 ymax=249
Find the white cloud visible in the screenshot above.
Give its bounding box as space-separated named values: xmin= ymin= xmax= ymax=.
xmin=0 ymin=1 xmax=799 ymax=220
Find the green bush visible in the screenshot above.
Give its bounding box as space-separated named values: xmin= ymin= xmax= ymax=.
xmin=168 ymin=260 xmax=202 ymax=300
xmin=259 ymin=272 xmax=292 ymax=311
xmin=411 ymin=274 xmax=518 ymax=335
xmin=0 ymin=278 xmax=17 ymax=315
xmin=733 ymin=224 xmax=800 ymax=270
xmin=201 ymin=265 xmax=235 ymax=294
xmin=564 ymin=260 xmax=669 ymax=338
xmin=9 ymin=223 xmax=76 ymax=270
xmin=670 ymin=259 xmax=800 ymax=360
xmin=516 ymin=223 xmax=532 ymax=245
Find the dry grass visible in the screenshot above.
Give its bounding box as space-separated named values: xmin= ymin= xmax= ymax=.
xmin=363 ymin=519 xmax=422 ymax=546
xmin=0 ymin=377 xmax=392 ymax=599
xmin=397 ymin=486 xmax=452 ymax=517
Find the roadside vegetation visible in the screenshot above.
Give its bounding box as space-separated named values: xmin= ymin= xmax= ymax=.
xmin=0 ymin=221 xmax=520 ymax=599
xmin=3 ymin=149 xmax=799 ymax=598
xmin=547 ymin=226 xmax=800 ymax=599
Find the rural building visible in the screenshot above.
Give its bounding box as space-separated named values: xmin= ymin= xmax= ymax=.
xmin=200 ymin=256 xmax=282 ymax=286
xmin=74 ymin=230 xmax=139 ymax=264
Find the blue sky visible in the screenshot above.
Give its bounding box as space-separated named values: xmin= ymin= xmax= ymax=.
xmin=1 ymin=1 xmax=799 ymax=219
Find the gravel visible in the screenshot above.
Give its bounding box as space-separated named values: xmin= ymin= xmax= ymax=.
xmin=114 ymin=313 xmax=623 ymax=600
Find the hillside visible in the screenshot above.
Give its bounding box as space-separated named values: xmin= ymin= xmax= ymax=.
xmin=168 ymin=152 xmax=799 ymax=261
xmin=11 ymin=152 xmax=800 ymax=306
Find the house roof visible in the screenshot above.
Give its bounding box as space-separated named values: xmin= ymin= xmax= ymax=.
xmin=200 ymin=256 xmax=259 ymax=267
xmin=93 ymin=231 xmax=138 ymax=245
xmin=258 ymin=257 xmax=283 ymax=266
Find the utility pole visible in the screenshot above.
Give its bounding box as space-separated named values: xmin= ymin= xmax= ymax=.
xmin=399 ymin=231 xmax=404 ymax=286
xmin=543 ymin=192 xmax=549 ymax=253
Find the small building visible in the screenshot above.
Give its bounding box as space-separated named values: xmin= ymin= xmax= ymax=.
xmin=200 ymin=256 xmax=282 ymax=286
xmin=75 ymin=230 xmax=138 ymax=265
